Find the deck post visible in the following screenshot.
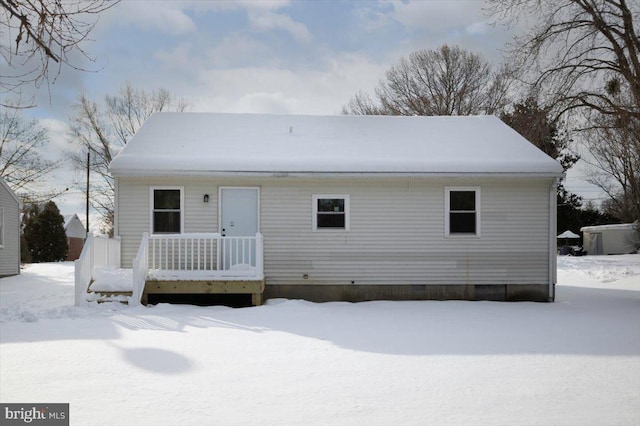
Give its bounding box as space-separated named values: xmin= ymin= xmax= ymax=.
xmin=252 ymin=292 xmax=262 ymax=306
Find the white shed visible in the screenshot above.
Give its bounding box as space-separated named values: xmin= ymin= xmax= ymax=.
xmin=0 ymin=178 xmax=21 ymax=277
xmin=108 ymin=113 xmax=565 ymax=303
xmin=581 ymin=223 xmax=639 ymax=255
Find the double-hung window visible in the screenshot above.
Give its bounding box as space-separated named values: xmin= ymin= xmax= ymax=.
xmin=445 ymin=187 xmax=480 ymax=236
xmin=313 ymin=195 xmax=349 ymax=231
xmin=151 ymin=187 xmax=183 ymax=234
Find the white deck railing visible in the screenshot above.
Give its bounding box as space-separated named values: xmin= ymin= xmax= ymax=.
xmin=74 ymin=234 xmax=121 ymax=306
xmin=145 ymin=232 xmax=264 ymax=280
xmin=77 ymin=232 xmax=264 ymax=307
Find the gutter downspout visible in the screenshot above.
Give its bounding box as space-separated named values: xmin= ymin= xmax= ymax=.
xmin=549 ymin=178 xmax=559 ymax=302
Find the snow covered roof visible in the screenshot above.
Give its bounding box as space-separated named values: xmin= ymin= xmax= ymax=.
xmin=581 ymin=223 xmax=637 ymax=232
xmin=109 ymin=113 xmax=564 ymax=177
xmin=63 ymin=214 xmax=77 ymax=229
xmin=62 ymin=214 xmax=86 ymax=237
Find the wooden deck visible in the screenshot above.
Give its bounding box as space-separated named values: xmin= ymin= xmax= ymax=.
xmin=130 ymin=232 xmax=265 ymax=306
xmin=76 ymin=232 xmax=265 ymax=307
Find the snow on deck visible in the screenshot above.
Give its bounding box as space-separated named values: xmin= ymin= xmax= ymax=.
xmin=89 ymin=267 xmax=133 ymax=292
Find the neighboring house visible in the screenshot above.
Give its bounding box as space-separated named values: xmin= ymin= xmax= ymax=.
xmin=63 ymin=214 xmax=86 ymax=261
xmin=0 ymin=178 xmax=21 ymax=277
xmin=581 ymin=223 xmax=639 ymax=255
xmin=108 ymin=113 xmax=564 ymax=303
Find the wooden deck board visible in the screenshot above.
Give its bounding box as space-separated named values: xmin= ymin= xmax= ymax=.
xmin=145 ymin=279 xmax=264 ymax=294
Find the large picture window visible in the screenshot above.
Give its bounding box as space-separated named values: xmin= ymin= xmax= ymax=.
xmin=445 ymin=187 xmax=480 ymax=236
xmin=151 ymin=187 xmax=183 ymax=234
xmin=313 ymin=195 xmax=349 ymax=231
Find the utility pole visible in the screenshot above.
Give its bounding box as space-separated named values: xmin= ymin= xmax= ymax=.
xmin=86 ymin=151 xmax=90 ymax=236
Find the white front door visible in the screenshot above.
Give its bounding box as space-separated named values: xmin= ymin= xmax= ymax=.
xmin=220 ymin=188 xmax=259 ymax=269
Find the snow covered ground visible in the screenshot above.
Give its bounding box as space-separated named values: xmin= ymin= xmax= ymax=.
xmin=1 ymin=256 xmax=639 ymax=426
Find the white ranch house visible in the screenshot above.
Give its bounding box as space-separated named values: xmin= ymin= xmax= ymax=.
xmin=76 ymin=113 xmax=564 ymax=305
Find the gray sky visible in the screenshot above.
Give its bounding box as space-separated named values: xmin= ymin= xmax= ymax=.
xmin=11 ymin=0 xmax=603 ymax=228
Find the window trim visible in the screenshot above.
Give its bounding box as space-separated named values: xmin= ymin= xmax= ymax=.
xmin=149 ymin=186 xmax=184 ymax=234
xmin=312 ymin=194 xmax=350 ymax=232
xmin=445 ymin=187 xmax=481 ymax=238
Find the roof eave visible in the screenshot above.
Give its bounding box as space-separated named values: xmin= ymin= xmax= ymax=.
xmin=110 ymin=169 xmax=565 ymax=179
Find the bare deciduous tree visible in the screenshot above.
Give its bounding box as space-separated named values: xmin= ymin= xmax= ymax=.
xmin=68 ymin=83 xmax=189 ymax=233
xmin=0 ymin=104 xmax=59 ymax=192
xmin=488 ymin=0 xmax=639 ymax=119
xmin=585 ymin=112 xmax=640 ymax=222
xmin=0 ymin=0 xmax=118 ymax=105
xmin=342 ymin=45 xmax=513 ymax=116
xmin=489 ymin=0 xmax=639 ymax=223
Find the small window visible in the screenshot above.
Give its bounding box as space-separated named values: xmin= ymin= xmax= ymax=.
xmin=445 ymin=187 xmax=480 ymax=236
xmin=151 ymin=188 xmax=183 ymax=234
xmin=313 ymin=195 xmax=349 ymax=231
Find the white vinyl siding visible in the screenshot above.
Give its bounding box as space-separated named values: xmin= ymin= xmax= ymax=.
xmin=0 ymin=183 xmax=21 ymax=276
xmin=116 ymin=176 xmax=552 ymax=287
xmin=0 ymin=207 xmax=4 ymax=248
xmin=117 ymin=178 xmax=217 ymax=267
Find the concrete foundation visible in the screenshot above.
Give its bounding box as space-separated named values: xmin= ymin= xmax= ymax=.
xmin=264 ymin=284 xmax=552 ymax=303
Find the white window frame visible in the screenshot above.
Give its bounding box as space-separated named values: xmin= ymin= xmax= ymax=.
xmin=0 ymin=207 xmax=4 ymax=248
xmin=312 ymin=194 xmax=350 ymax=231
xmin=150 ymin=186 xmax=184 ymax=234
xmin=445 ymin=187 xmax=481 ymax=237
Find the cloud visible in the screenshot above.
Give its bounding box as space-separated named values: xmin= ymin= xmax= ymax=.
xmin=192 ymin=53 xmax=387 ymax=115
xmin=99 ymin=1 xmax=197 ymax=35
xmin=387 ymin=0 xmax=487 ymax=32
xmin=39 ymin=118 xmax=70 ymax=152
xmin=98 ymin=0 xmax=300 ymax=38
xmin=248 ymin=10 xmax=313 ymax=43
xmin=466 ymin=22 xmax=490 ymax=35
xmin=205 ymin=35 xmax=272 ymax=68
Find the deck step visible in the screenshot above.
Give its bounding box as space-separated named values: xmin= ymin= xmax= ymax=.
xmin=86 ymin=290 xmax=133 ymax=305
